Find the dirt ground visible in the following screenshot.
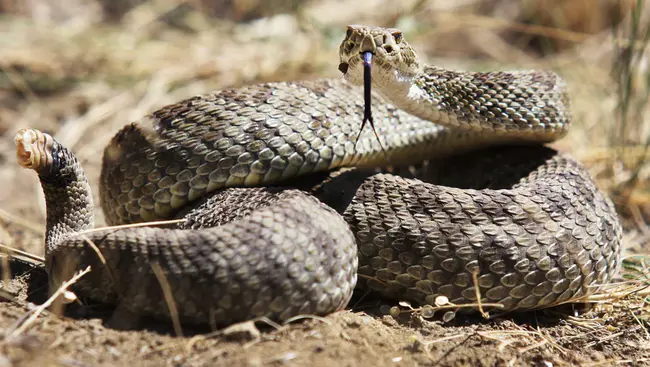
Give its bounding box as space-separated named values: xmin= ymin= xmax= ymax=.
xmin=0 ymin=0 xmax=649 ymax=366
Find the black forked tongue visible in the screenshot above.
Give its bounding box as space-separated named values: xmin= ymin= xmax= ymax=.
xmin=355 ymin=51 xmax=385 ymax=151
xmin=362 ymin=52 xmax=373 ymax=125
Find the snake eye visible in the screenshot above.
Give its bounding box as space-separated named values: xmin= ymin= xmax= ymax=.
xmin=393 ymin=31 xmax=403 ymax=44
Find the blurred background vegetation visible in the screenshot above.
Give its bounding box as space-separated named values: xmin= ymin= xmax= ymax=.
xmin=0 ymin=0 xmax=648 ymax=254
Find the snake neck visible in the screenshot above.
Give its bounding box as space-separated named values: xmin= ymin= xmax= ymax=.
xmin=37 ymin=139 xmax=95 ymax=254
xmin=374 ymin=66 xmax=571 ymax=143
xmin=372 ymin=68 xmax=432 ymax=118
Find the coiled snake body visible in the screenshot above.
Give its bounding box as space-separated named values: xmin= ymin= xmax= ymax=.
xmin=15 ymin=25 xmax=622 ymax=327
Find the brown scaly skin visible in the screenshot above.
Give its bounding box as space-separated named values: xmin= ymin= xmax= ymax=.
xmin=16 ymin=128 xmax=358 ymax=327
xmin=13 ymin=25 xmax=622 ymax=328
xmin=346 ymin=146 xmax=621 ymax=312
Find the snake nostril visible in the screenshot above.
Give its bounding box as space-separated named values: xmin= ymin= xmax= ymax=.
xmin=384 ymin=45 xmax=393 ymax=53
xmin=338 ymin=63 xmax=349 ymax=74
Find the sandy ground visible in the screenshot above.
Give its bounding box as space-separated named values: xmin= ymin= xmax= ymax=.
xmin=0 ymin=1 xmax=649 ymax=366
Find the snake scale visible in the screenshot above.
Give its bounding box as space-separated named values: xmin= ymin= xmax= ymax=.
xmin=14 ymin=25 xmax=622 ymax=327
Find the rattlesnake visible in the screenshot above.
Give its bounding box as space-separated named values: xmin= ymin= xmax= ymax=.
xmin=14 ymin=25 xmax=622 ymax=327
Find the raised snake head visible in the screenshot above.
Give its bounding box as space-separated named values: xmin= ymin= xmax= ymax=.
xmin=338 ymin=25 xmax=421 ymax=89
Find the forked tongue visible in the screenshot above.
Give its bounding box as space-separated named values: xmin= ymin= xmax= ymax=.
xmin=362 ymin=51 xmax=373 ymax=125
xmin=356 ymin=51 xmax=384 ymax=151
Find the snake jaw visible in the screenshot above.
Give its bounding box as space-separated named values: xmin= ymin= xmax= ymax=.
xmin=14 ymin=128 xmax=54 ymax=175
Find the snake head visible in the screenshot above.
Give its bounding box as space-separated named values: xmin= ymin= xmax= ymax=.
xmin=338 ymin=25 xmax=420 ymax=88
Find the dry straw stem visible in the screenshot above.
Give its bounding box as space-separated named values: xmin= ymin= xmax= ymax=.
xmin=0 ymin=243 xmax=45 ymax=264
xmin=78 ymin=218 xmax=185 ymax=235
xmin=630 ymin=301 xmax=650 ymax=339
xmin=471 ymin=268 xmax=489 ymax=318
xmin=4 ymin=266 xmax=91 ymax=341
xmin=151 ymin=262 xmax=184 ymax=338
